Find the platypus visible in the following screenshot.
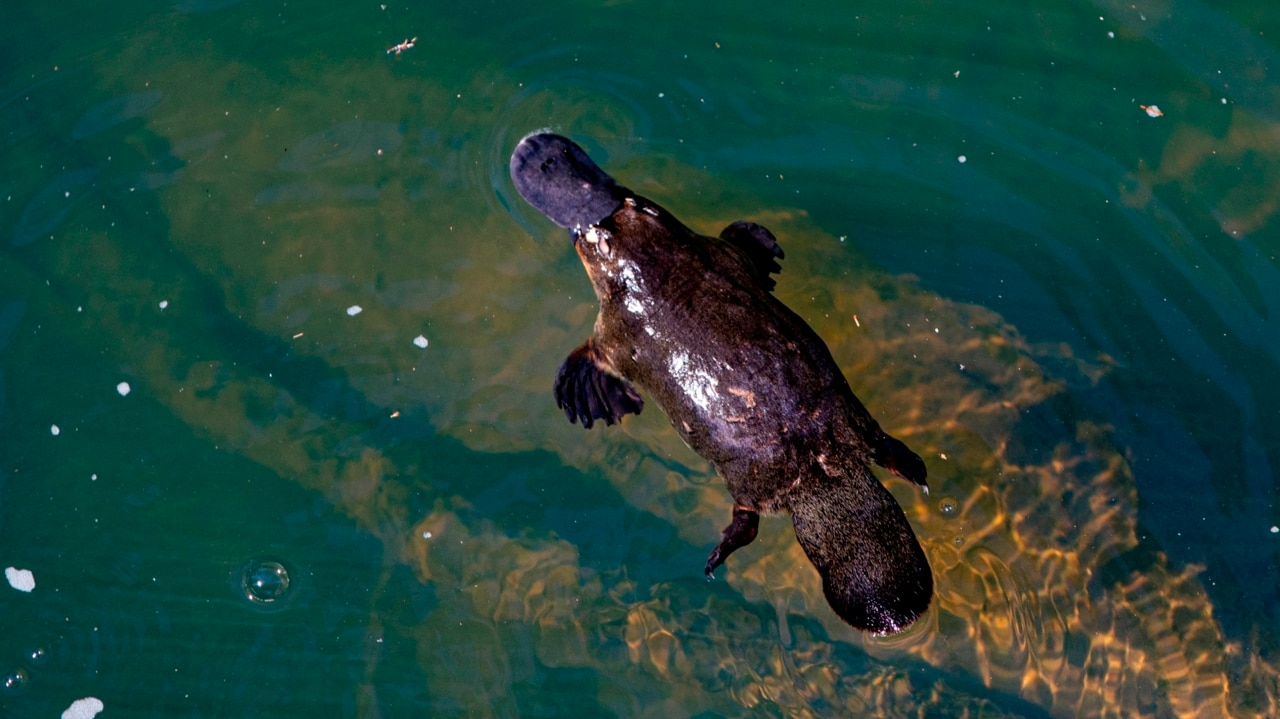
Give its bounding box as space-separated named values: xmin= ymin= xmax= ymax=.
xmin=509 ymin=132 xmax=932 ymax=634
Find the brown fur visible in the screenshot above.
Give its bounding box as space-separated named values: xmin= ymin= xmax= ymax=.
xmin=511 ymin=133 xmax=932 ymax=634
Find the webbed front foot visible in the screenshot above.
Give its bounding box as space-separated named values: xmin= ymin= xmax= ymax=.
xmin=719 ymin=221 xmax=785 ymax=291
xmin=553 ymin=339 xmax=644 ymax=429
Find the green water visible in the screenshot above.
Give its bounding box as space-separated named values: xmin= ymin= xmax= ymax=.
xmin=2 ymin=0 xmax=1278 ymax=716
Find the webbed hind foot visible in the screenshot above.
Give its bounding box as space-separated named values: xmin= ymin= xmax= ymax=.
xmin=874 ymin=431 xmax=929 ymax=493
xmin=704 ymin=507 xmax=760 ymax=579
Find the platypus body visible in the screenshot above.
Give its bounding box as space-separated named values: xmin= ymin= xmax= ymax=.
xmin=509 ymin=132 xmax=932 ymax=634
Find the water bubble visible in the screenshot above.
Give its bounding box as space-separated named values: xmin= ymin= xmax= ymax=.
xmin=26 ymin=646 xmax=48 ymax=666
xmin=233 ymin=557 xmax=304 ymax=612
xmin=240 ymin=560 xmax=291 ymax=604
xmin=1 ymin=666 xmax=29 ymax=696
xmin=937 ymin=497 xmax=960 ymax=518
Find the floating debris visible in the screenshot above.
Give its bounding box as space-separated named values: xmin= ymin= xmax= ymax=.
xmin=346 ymin=305 xmax=363 ymax=317
xmin=158 ymin=300 xmax=169 ymax=309
xmin=116 ymin=381 xmax=131 ymax=397
xmin=413 ymin=334 xmax=429 ymax=348
xmin=386 ymin=37 xmax=417 ymax=55
xmin=1141 ymin=104 xmax=1164 ymax=118
xmin=61 ymin=697 xmax=104 ymax=719
xmin=50 ymin=424 xmax=60 ymax=436
xmin=5 ymin=567 xmax=35 ymax=592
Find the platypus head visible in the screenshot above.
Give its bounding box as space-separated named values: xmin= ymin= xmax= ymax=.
xmin=510 ymin=132 xmax=627 ymax=236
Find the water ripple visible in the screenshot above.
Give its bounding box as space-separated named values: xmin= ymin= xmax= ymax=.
xmin=70 ymin=91 xmax=163 ymax=140
xmin=11 ymin=168 xmax=97 ymax=247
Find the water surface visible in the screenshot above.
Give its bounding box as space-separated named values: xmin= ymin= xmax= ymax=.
xmin=2 ymin=0 xmax=1278 ymax=716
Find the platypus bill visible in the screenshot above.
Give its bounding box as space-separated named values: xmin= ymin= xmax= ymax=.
xmin=509 ymin=132 xmax=932 ymax=634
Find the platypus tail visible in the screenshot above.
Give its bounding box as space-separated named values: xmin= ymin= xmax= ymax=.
xmin=788 ymin=467 xmax=932 ymax=634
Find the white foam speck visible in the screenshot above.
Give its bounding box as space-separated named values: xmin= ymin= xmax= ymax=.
xmin=413 ymin=335 xmax=429 ymax=349
xmin=51 ymin=424 xmax=61 ymax=436
xmin=1271 ymin=526 xmax=1278 ymax=534
xmin=347 ymin=305 xmax=363 ymax=316
xmin=957 ymin=155 xmax=967 ymax=163
xmin=159 ymin=300 xmax=169 ymax=309
xmin=116 ymin=381 xmax=131 ymax=396
xmin=62 ymin=697 xmax=105 ymax=719
xmin=5 ymin=567 xmax=35 ymax=592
